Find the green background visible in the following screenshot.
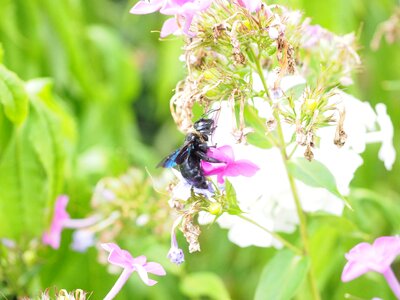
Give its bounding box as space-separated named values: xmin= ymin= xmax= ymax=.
xmin=0 ymin=0 xmax=399 ymax=299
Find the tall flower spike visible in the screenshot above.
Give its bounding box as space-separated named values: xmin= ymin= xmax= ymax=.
xmin=201 ymin=145 xmax=260 ymax=184
xmin=42 ymin=195 xmax=100 ymax=249
xmin=342 ymin=236 xmax=400 ymax=299
xmin=102 ymin=243 xmax=166 ymax=300
xmin=167 ymin=217 xmax=185 ymax=265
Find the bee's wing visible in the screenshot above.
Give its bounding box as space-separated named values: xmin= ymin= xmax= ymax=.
xmin=175 ymin=143 xmax=191 ymax=164
xmin=157 ymin=148 xmax=181 ymax=168
xmin=157 ymin=143 xmax=191 ymax=168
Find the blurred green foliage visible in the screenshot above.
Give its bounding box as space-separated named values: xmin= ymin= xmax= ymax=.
xmin=0 ymin=0 xmax=399 ymax=299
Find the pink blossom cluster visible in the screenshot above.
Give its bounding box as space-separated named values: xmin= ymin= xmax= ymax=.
xmin=130 ymin=0 xmax=263 ymax=37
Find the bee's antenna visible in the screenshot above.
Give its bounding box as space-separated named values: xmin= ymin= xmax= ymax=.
xmin=201 ymin=107 xmax=221 ymax=119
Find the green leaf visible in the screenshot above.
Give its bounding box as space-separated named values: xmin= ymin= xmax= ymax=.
xmin=0 ymin=78 xmax=74 ymax=241
xmin=287 ymin=158 xmax=352 ymax=209
xmin=255 ymin=250 xmax=310 ymax=300
xmin=225 ymin=180 xmax=242 ymax=215
xmin=244 ymin=105 xmax=274 ymax=149
xmin=0 ymin=44 xmax=3 ymax=63
xmin=180 ymin=272 xmax=231 ymax=300
xmin=0 ymin=65 xmax=29 ymax=124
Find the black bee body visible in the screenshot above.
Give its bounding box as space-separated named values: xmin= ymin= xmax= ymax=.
xmin=179 ymin=147 xmax=208 ymax=189
xmin=158 ymin=118 xmax=220 ymax=189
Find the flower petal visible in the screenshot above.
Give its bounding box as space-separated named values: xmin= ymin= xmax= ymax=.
xmin=341 ymin=261 xmax=369 ymax=282
xmin=144 ymin=262 xmax=167 ymax=276
xmin=201 ymin=162 xmax=226 ymax=175
xmin=160 ymin=18 xmax=180 ymax=38
xmin=132 ymin=255 xmax=147 ymax=266
xmin=135 ymin=264 xmax=157 ymax=286
xmin=71 ymin=230 xmax=95 ymax=252
xmin=102 ymin=243 xmax=134 ymax=269
xmin=217 ymin=173 xmax=225 ymax=184
xmin=375 ymin=104 xmax=396 ymax=170
xmin=371 ymin=236 xmax=400 ymax=271
xmin=344 ymin=242 xmax=372 ymax=260
xmin=101 ymin=242 xmax=120 ymax=253
xmin=207 ymin=145 xmax=235 ymax=163
xmin=130 ymin=0 xmax=164 ymax=14
xmin=237 ymin=0 xmax=262 ymax=12
xmin=224 ymin=160 xmax=260 ymax=177
xmin=42 ymin=195 xmax=71 ymax=249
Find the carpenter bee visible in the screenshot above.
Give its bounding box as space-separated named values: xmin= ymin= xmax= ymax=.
xmin=158 ymin=117 xmax=221 ymax=189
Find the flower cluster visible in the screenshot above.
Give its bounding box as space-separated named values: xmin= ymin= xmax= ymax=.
xmin=131 ymin=0 xmax=396 ymax=252
xmin=41 ymin=168 xmax=171 ymax=299
xmin=130 ymin=0 xmax=213 ymax=38
xmin=42 ymin=168 xmax=171 ymax=252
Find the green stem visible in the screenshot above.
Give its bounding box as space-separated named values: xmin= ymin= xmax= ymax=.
xmin=255 ymin=62 xmax=321 ymax=300
xmin=238 ymin=214 xmax=302 ymax=255
xmin=287 ymin=143 xmax=299 ymax=160
xmin=250 ymin=48 xmax=272 ymax=102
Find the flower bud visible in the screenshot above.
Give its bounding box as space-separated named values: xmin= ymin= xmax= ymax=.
xmin=23 ymin=250 xmax=36 ymax=266
xmin=168 ymin=247 xmax=185 ymax=265
xmin=305 ymin=98 xmax=318 ymax=111
xmin=208 ymin=202 xmax=223 ymax=215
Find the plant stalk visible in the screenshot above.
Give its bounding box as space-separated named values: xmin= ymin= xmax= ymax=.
xmin=254 ymin=57 xmax=321 ymax=300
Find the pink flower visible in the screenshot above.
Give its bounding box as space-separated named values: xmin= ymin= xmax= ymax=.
xmin=129 ymin=0 xmax=165 ymax=14
xmin=342 ymin=236 xmax=400 ymax=298
xmin=201 ymin=145 xmax=260 ymax=184
xmin=130 ymin=0 xmax=213 ymax=37
xmin=42 ymin=195 xmax=100 ymax=249
xmin=102 ymin=243 xmax=166 ymax=300
xmin=42 ymin=195 xmax=70 ymax=249
xmin=236 ymin=0 xmax=262 ymax=12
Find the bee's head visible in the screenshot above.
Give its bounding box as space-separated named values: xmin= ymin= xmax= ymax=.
xmin=193 ymin=118 xmax=215 ymax=136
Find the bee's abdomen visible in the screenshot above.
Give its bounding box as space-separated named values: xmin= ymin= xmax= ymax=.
xmin=179 ymin=156 xmax=208 ymax=189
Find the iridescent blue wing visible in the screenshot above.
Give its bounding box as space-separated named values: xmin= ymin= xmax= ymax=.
xmin=157 ymin=143 xmax=191 ymax=168
xmin=157 ymin=149 xmax=181 ymax=168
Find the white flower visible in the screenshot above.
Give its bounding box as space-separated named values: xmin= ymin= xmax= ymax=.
xmin=209 ymin=82 xmax=396 ymax=248
xmin=370 ymin=103 xmax=395 ymax=170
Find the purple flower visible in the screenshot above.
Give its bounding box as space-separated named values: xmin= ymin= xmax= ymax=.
xmin=42 ymin=195 xmax=100 ymax=249
xmin=167 ymin=217 xmax=185 ymax=265
xmin=342 ymin=236 xmax=400 ymax=299
xmin=201 ymin=145 xmax=260 ymax=184
xmin=102 ymin=243 xmax=166 ymax=300
xmin=130 ymin=0 xmax=213 ymax=38
xmin=236 ymin=0 xmax=262 ymax=12
xmin=71 ymin=229 xmax=96 ymax=253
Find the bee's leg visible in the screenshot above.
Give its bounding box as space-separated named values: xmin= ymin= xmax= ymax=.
xmin=195 ymin=150 xmax=224 ymax=163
